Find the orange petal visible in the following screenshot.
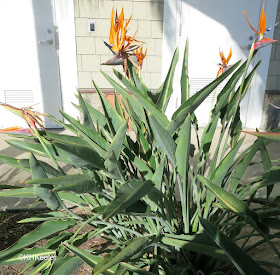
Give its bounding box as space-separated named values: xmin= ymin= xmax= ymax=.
xmin=259 ymin=6 xmax=266 ymax=35
xmin=244 ymin=10 xmax=260 ymax=35
xmin=219 ymin=50 xmax=226 ymax=65
xmin=226 ymin=48 xmax=232 ymax=64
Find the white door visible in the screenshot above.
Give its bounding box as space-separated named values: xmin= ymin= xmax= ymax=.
xmin=0 ymin=0 xmax=63 ymax=128
xmin=163 ymin=0 xmax=278 ymax=127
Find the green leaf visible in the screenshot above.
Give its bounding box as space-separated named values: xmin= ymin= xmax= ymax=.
xmin=242 ymin=130 xmax=280 ymax=142
xmin=53 ymin=140 xmax=105 ymax=170
xmin=18 ymin=159 xmax=62 ymax=177
xmin=120 ymin=262 xmax=155 ymax=275
xmin=26 ymin=174 xmax=101 ymax=194
xmin=212 ymin=59 xmax=247 ymax=116
xmin=93 ymin=81 xmax=124 ymax=134
xmin=62 ymin=243 xmax=102 ymax=267
xmin=181 ymin=38 xmax=189 ymax=104
xmin=230 ymin=138 xmax=263 ymax=193
xmin=0 ymin=155 xmax=30 ymax=172
xmin=199 ymin=218 xmax=269 ymax=275
xmin=197 ymin=175 xmax=254 ymax=217
xmin=210 ymin=136 xmax=245 ymax=186
xmin=161 ymin=234 xmax=228 ymax=261
xmin=30 ymin=153 xmax=60 ymax=210
xmin=77 ymin=90 xmax=96 ymax=132
xmin=149 ymin=115 xmax=176 ymax=166
xmin=0 ymin=187 xmax=36 ymax=198
xmin=107 ymin=70 xmax=170 ymax=129
xmin=49 ymin=256 xmax=84 ymax=275
xmin=0 ymin=219 xmax=76 ymax=260
xmin=128 ymin=60 xmax=150 ymax=97
xmin=157 ymin=48 xmax=179 ymax=111
xmin=175 ymin=114 xmax=191 ymax=179
xmin=18 ymin=212 xmax=69 ymax=223
xmin=169 ymin=60 xmax=241 ymax=134
xmin=60 ymin=110 xmax=108 ymax=158
xmin=106 ymin=120 xmax=128 ymax=162
xmin=93 ymin=237 xmax=149 ymax=275
xmin=103 ymin=180 xmax=154 ymax=219
xmin=6 ymin=139 xmax=94 ymax=168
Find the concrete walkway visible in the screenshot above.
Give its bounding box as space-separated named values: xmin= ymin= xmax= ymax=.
xmin=0 ymin=128 xmax=279 ymax=211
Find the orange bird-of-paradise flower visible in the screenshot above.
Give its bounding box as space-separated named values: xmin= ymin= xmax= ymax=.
xmin=244 ymin=6 xmax=278 ymax=50
xmin=102 ymin=8 xmax=147 ymax=76
xmin=0 ymin=103 xmax=45 ymax=133
xmin=0 ymin=126 xmax=32 ymax=136
xmin=216 ymin=48 xmax=232 ymax=78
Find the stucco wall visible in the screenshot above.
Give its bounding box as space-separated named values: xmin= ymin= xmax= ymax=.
xmin=266 ymin=1 xmax=280 ymax=91
xmin=73 ymin=0 xmax=164 ymax=90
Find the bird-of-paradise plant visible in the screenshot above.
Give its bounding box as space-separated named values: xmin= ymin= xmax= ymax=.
xmin=102 ymin=8 xmax=147 ymax=76
xmin=0 ymin=7 xmax=280 ymax=275
xmin=216 ymin=48 xmax=232 ymax=78
xmin=244 ymin=5 xmax=278 ymax=50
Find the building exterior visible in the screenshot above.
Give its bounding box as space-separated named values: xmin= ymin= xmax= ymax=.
xmin=0 ymin=0 xmax=279 ymax=129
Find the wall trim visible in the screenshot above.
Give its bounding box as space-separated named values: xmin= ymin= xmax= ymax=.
xmin=54 ymin=0 xmax=79 ymax=118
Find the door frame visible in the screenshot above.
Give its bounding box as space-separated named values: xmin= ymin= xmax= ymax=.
xmin=162 ymin=0 xmax=278 ymax=128
xmin=54 ymin=0 xmax=79 ymax=120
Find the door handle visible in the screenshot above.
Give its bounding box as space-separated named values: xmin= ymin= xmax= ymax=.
xmin=38 ymin=39 xmax=53 ymax=44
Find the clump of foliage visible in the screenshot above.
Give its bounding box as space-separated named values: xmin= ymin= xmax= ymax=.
xmin=0 ymin=39 xmax=280 ymax=274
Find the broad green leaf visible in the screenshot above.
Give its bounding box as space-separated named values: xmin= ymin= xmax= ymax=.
xmin=93 ymin=81 xmax=124 ymax=134
xmin=77 ymin=90 xmax=96 ymax=132
xmin=6 ymin=139 xmax=93 ymax=168
xmin=230 ymin=138 xmax=263 ymax=193
xmin=114 ymin=91 xmax=125 ymax=119
xmin=257 ymin=166 xmax=280 ymax=189
xmin=18 ymin=212 xmax=69 ymax=223
xmin=62 ymin=243 xmax=103 ymax=267
xmin=0 ymin=219 xmax=76 ymax=260
xmin=30 ymin=153 xmax=60 ymax=210
xmin=128 ymin=60 xmax=150 ymax=97
xmin=18 ymin=159 xmax=62 ymax=177
xmin=222 ymin=60 xmax=261 ymax=124
xmin=161 ymin=235 xmax=227 ymax=261
xmin=122 ymin=148 xmax=153 ymax=180
xmin=0 ymin=187 xmax=36 ymax=198
xmin=101 ymin=71 xmax=148 ymax=125
xmin=103 ymin=180 xmax=154 ymax=219
xmin=157 ymin=48 xmax=179 ymax=111
xmin=63 ymin=243 xmax=118 ymax=275
xmin=0 ymin=155 xmax=30 ymax=172
xmin=106 ymin=120 xmax=128 ymax=162
xmin=49 ymin=256 xmax=83 ymax=275
xmin=120 ymin=262 xmax=154 ymax=275
xmin=181 ymin=38 xmax=189 ymax=104
xmin=212 ymin=58 xmax=248 ymax=116
xmin=93 ymin=237 xmax=149 ymax=275
xmin=210 ymin=136 xmax=245 ymax=186
xmin=200 ymin=218 xmax=269 ymax=275
xmin=197 ymin=175 xmax=255 ymax=217
xmin=53 ymin=140 xmax=105 ymax=170
xmin=149 ymin=115 xmax=176 ymax=166
xmin=73 ymin=102 xmax=108 ymax=130
xmin=152 ymin=157 xmax=165 ymax=190
xmin=242 ymin=130 xmax=280 ymax=142
xmin=60 ymin=110 xmax=108 ymax=158
xmin=106 ymin=70 xmax=170 ymax=129
xmin=26 ymin=174 xmax=101 ymax=194
xmin=176 ymin=114 xmax=191 ymax=179
xmin=169 ymin=60 xmax=241 ymax=134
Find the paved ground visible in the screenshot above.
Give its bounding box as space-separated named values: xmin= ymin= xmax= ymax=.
xmin=0 ymin=128 xmax=279 ymax=211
